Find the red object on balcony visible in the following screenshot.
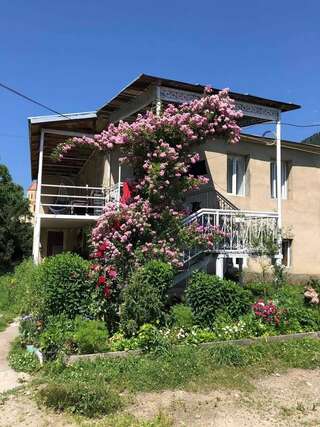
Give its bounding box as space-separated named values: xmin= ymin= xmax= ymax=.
xmin=120 ymin=181 xmax=132 ymax=204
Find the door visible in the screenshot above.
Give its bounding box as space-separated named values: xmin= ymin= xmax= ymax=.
xmin=47 ymin=231 xmax=64 ymax=256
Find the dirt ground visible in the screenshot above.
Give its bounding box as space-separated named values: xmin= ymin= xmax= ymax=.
xmin=1 ymin=368 xmax=320 ymax=427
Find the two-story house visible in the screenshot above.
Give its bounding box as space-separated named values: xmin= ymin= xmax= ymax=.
xmin=28 ymin=74 xmax=320 ymax=282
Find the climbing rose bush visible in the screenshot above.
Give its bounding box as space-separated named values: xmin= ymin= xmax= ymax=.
xmin=53 ymin=87 xmax=242 ymax=316
xmin=53 ymin=87 xmax=242 ymax=207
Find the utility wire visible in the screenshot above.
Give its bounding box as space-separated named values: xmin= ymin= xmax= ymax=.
xmin=0 ymin=81 xmax=71 ymax=119
xmin=244 ymin=121 xmax=320 ymax=129
xmin=2 ymin=80 xmax=320 ymax=129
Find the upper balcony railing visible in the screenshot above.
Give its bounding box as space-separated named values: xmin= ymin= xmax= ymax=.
xmin=40 ymin=183 xmax=121 ymax=217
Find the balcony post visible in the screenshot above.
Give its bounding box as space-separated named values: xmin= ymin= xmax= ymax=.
xmin=32 ymin=129 xmax=44 ymax=264
xmin=276 ymin=115 xmax=283 ymax=265
xmin=216 ymin=254 xmax=224 ymax=278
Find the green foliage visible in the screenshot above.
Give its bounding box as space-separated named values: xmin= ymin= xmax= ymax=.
xmin=135 ymin=260 xmax=175 ymax=298
xmin=137 ymin=323 xmax=170 ymax=353
xmin=209 ymin=345 xmax=254 ymax=367
xmin=37 ymin=381 xmax=121 ymax=417
xmin=120 ymin=261 xmax=174 ymax=336
xmin=186 ymin=272 xmax=251 ymax=327
xmin=71 ymin=317 xmax=109 ymax=354
xmin=0 ymin=164 xmax=32 ymax=272
xmin=8 ymin=339 xmax=40 ymax=373
xmin=37 ymin=315 xmax=109 ymax=358
xmin=169 ymin=304 xmax=194 ymax=330
xmin=273 ymin=284 xmax=305 ymax=308
xmin=0 ymin=259 xmax=39 ymax=327
xmin=39 ymin=314 xmax=76 ymax=358
xmin=36 ymin=252 xmax=94 ymax=320
xmin=42 ymin=339 xmax=320 ymax=395
xmin=243 ymin=281 xmax=274 ymax=299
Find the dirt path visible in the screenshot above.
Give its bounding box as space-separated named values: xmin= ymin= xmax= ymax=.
xmin=128 ymin=368 xmax=320 ymax=426
xmin=0 ymin=322 xmax=29 ymax=393
xmin=1 ymin=368 xmax=320 ymax=426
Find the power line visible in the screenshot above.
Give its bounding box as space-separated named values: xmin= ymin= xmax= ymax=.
xmin=0 ymin=81 xmax=71 ymax=119
xmin=2 ymin=79 xmax=320 ymax=130
xmin=244 ymin=121 xmax=320 ymax=129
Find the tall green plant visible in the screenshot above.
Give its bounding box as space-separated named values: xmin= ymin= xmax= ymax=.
xmin=0 ymin=164 xmax=32 ymax=272
xmin=186 ymin=271 xmax=251 ymax=327
xmin=36 ymin=252 xmax=94 ymax=320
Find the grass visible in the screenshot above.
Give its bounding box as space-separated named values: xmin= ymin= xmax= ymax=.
xmin=33 ymin=338 xmax=320 ymax=419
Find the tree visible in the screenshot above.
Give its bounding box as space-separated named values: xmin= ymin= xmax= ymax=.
xmin=0 ymin=164 xmax=32 ymax=272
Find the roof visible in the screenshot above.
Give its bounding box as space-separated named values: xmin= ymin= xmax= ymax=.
xmin=29 ymin=112 xmax=98 ymax=179
xmin=241 ymin=133 xmax=320 ymax=154
xmin=27 ymin=181 xmax=37 ymax=191
xmin=97 ymin=73 xmax=301 ymax=118
xmin=28 ymin=74 xmax=302 ymax=179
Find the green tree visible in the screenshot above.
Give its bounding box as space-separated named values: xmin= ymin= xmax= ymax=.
xmin=0 ymin=164 xmax=32 ymax=272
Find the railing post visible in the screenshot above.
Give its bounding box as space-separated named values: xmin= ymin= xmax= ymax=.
xmin=216 ymin=254 xmax=224 ymax=278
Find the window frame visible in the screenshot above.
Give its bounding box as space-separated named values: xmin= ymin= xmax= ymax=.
xmin=227 ymin=155 xmax=246 ymax=196
xmin=270 ymin=161 xmax=288 ymax=199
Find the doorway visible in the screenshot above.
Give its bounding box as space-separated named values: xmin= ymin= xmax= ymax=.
xmin=47 ymin=231 xmax=64 ymax=256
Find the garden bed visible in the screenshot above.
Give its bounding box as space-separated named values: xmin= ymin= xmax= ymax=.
xmin=65 ymin=330 xmax=320 ymax=364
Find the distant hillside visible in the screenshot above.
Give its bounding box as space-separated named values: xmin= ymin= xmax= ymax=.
xmin=302 ymin=133 xmax=320 ymax=145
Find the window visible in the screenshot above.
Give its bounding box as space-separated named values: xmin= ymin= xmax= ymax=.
xmin=282 ymin=239 xmax=292 ymax=267
xmin=227 ymin=155 xmax=246 ymax=196
xmin=189 ymin=160 xmax=208 ymax=177
xmin=270 ymin=161 xmax=288 ymax=199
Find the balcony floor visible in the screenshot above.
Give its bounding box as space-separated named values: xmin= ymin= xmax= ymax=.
xmin=39 ymin=213 xmax=100 ymax=228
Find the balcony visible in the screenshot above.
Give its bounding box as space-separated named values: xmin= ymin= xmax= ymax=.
xmin=39 ymin=183 xmax=121 ymax=219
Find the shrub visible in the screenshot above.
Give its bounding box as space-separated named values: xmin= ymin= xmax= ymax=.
xmin=71 ymin=317 xmax=109 ymax=354
xmin=38 ymin=381 xmax=121 ymax=417
xmin=19 ymin=315 xmax=43 ymax=346
xmin=136 ymin=260 xmax=175 ymax=298
xmin=36 ymin=252 xmax=94 ymax=320
xmin=169 ymin=304 xmax=194 ymax=330
xmin=137 ymin=324 xmax=170 ymax=353
xmin=39 ymin=314 xmax=76 ymax=359
xmin=186 ymin=272 xmax=251 ymax=327
xmin=8 ymin=339 xmax=40 ymax=373
xmin=120 ymin=261 xmax=174 ymax=336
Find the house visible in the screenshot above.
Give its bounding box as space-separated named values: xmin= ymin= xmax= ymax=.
xmin=28 ymin=74 xmax=320 ymax=282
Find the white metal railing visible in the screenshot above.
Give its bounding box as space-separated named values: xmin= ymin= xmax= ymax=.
xmin=183 ymin=208 xmax=278 ymax=262
xmin=40 ymin=183 xmax=122 ymax=216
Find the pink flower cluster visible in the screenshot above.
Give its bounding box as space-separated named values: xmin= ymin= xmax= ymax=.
xmin=252 ymin=299 xmax=286 ymax=327
xmin=52 ymin=88 xmax=242 ymax=207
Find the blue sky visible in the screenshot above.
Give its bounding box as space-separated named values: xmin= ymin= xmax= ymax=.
xmin=1 ymin=0 xmax=319 ymax=190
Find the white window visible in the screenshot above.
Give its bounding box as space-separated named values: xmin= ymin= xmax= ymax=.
xmin=270 ymin=161 xmax=288 ymax=199
xmin=227 ymin=156 xmax=246 ymax=196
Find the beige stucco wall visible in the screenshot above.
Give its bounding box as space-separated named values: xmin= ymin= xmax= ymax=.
xmin=198 ymin=137 xmax=320 ymax=277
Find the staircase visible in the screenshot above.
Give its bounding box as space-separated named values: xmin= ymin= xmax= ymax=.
xmin=182 ymin=208 xmax=278 ymax=264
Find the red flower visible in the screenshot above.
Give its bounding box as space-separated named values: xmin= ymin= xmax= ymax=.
xmin=97 ymin=275 xmax=106 ymax=285
xmin=99 ymin=242 xmax=109 ymax=252
xmin=103 ymin=285 xmax=111 ymax=299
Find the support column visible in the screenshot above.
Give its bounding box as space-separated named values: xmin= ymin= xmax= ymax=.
xmin=155 ymin=86 xmax=162 ymax=116
xmin=276 ymin=116 xmax=283 ymax=266
xmin=32 ymin=129 xmax=45 ymax=264
xmin=215 ymin=254 xmax=224 ymax=279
